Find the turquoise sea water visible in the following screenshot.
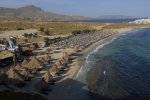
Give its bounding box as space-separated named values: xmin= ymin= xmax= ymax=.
xmin=86 ymin=28 xmax=150 ymax=100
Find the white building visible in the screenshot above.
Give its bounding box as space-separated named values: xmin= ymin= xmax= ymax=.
xmin=130 ymin=18 xmax=150 ymax=24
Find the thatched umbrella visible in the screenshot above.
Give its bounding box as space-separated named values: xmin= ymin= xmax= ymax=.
xmin=38 ymin=57 xmax=47 ymax=64
xmin=43 ymin=54 xmax=51 ymax=63
xmin=56 ymin=60 xmax=64 ymax=68
xmin=22 ymin=59 xmax=29 ymax=66
xmin=55 ymin=61 xmax=65 ymax=71
xmin=6 ymin=67 xmax=24 ymax=80
xmin=27 ymin=56 xmax=43 ymax=71
xmin=0 ymin=50 xmax=14 ymax=60
xmin=63 ymin=52 xmax=72 ymax=61
xmin=20 ymin=68 xmax=33 ymax=79
xmin=62 ymin=57 xmax=68 ymax=63
xmin=60 ymin=58 xmax=68 ymax=66
xmin=6 ymin=67 xmax=25 ymax=86
xmin=49 ymin=66 xmax=60 ymax=77
xmin=43 ymin=71 xmax=53 ymax=84
xmin=63 ymin=52 xmax=69 ymax=58
xmin=15 ymin=63 xmax=33 ymax=77
xmin=15 ymin=63 xmax=24 ymax=71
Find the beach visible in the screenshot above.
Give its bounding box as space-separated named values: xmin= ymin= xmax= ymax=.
xmin=47 ymin=27 xmax=136 ymax=100
xmin=86 ymin=28 xmax=150 ymax=100
xmin=0 ymin=26 xmax=138 ymax=100
xmin=1 ymin=2 xmax=150 ymax=100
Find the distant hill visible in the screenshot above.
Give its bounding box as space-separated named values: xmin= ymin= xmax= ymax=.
xmin=0 ymin=5 xmax=90 ymax=21
xmin=96 ymin=15 xmax=138 ymax=19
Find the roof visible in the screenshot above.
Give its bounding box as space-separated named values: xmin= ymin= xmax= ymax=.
xmin=15 ymin=64 xmax=23 ymax=71
xmin=43 ymin=54 xmax=51 ymax=62
xmin=43 ymin=71 xmax=53 ymax=83
xmin=20 ymin=68 xmax=33 ymax=78
xmin=6 ymin=67 xmax=24 ymax=81
xmin=55 ymin=61 xmax=64 ymax=69
xmin=62 ymin=57 xmax=68 ymax=62
xmin=27 ymin=56 xmax=43 ymax=70
xmin=38 ymin=57 xmax=47 ymax=64
xmin=0 ymin=50 xmax=14 ymax=60
xmin=22 ymin=59 xmax=29 ymax=65
xmin=63 ymin=52 xmax=69 ymax=58
xmin=49 ymin=65 xmax=60 ymax=77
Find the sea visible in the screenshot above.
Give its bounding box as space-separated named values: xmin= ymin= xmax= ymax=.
xmin=67 ymin=28 xmax=150 ymax=100
xmin=51 ymin=18 xmax=139 ymax=23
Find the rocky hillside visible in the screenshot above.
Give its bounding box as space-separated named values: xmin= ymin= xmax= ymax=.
xmin=0 ymin=5 xmax=90 ymax=21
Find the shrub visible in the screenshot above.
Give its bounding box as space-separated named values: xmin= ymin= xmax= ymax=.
xmin=44 ymin=30 xmax=49 ymax=35
xmin=23 ymin=33 xmax=33 ymax=38
xmin=39 ymin=27 xmax=44 ymax=32
xmin=23 ymin=33 xmax=28 ymax=37
xmin=72 ymin=30 xmax=81 ymax=35
xmin=16 ymin=27 xmax=24 ymax=30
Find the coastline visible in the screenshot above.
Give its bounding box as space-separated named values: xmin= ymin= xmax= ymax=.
xmin=74 ymin=27 xmax=137 ymax=80
xmin=47 ymin=27 xmax=138 ymax=100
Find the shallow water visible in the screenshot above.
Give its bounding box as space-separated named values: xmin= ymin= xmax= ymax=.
xmin=86 ymin=28 xmax=150 ymax=100
xmin=66 ymin=29 xmax=150 ymax=100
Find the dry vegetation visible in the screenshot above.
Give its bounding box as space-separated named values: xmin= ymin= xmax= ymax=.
xmin=0 ymin=21 xmax=34 ymax=31
xmin=1 ymin=21 xmax=150 ymax=35
xmin=0 ymin=21 xmax=105 ymax=35
xmin=103 ymin=23 xmax=150 ymax=29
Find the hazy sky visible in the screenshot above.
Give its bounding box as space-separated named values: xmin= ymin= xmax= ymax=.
xmin=0 ymin=0 xmax=150 ymax=17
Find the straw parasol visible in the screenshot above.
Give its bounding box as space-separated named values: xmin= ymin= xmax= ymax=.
xmin=6 ymin=67 xmax=24 ymax=81
xmin=49 ymin=65 xmax=60 ymax=77
xmin=62 ymin=57 xmax=68 ymax=63
xmin=43 ymin=71 xmax=53 ymax=83
xmin=6 ymin=67 xmax=25 ymax=86
xmin=20 ymin=68 xmax=33 ymax=78
xmin=27 ymin=56 xmax=43 ymax=70
xmin=63 ymin=52 xmax=69 ymax=58
xmin=15 ymin=63 xmax=24 ymax=71
xmin=62 ymin=52 xmax=72 ymax=61
xmin=38 ymin=57 xmax=47 ymax=64
xmin=55 ymin=62 xmax=64 ymax=70
xmin=22 ymin=58 xmax=29 ymax=66
xmin=0 ymin=50 xmax=14 ymax=60
xmin=56 ymin=60 xmax=64 ymax=68
xmin=15 ymin=63 xmax=33 ymax=78
xmin=60 ymin=58 xmax=67 ymax=66
xmin=43 ymin=54 xmax=51 ymax=63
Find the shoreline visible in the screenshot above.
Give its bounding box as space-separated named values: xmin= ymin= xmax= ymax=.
xmin=73 ymin=27 xmax=138 ymax=80
xmin=47 ymin=27 xmax=138 ymax=100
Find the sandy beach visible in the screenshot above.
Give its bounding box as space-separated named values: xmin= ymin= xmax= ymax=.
xmin=0 ymin=27 xmax=137 ymax=100
xmin=1 ymin=1 xmax=150 ymax=100
xmin=47 ymin=27 xmax=137 ymax=100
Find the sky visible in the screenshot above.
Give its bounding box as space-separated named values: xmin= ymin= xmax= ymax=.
xmin=0 ymin=0 xmax=150 ymax=17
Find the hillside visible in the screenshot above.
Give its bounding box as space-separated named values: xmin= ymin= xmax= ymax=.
xmin=0 ymin=5 xmax=90 ymax=21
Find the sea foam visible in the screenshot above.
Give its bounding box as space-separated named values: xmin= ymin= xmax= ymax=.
xmin=76 ymin=36 xmax=117 ymax=79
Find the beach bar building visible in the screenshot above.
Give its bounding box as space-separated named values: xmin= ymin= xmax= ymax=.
xmin=0 ymin=50 xmax=14 ymax=66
